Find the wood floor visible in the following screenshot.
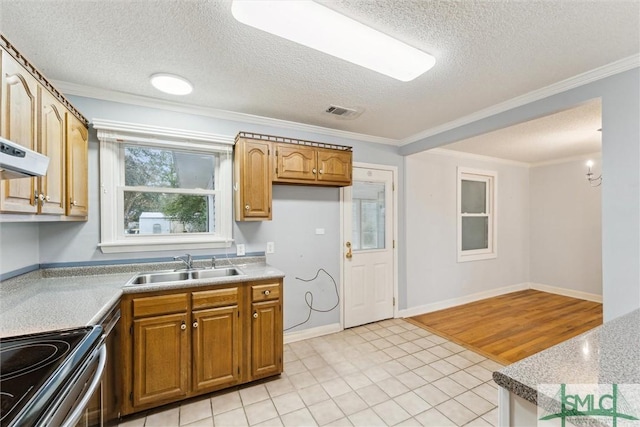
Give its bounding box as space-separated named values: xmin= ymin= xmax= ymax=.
xmin=408 ymin=290 xmax=602 ymax=365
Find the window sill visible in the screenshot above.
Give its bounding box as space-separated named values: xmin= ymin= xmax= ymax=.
xmin=99 ymin=238 xmax=233 ymax=254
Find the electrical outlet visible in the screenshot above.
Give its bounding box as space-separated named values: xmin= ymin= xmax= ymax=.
xmin=266 ymin=241 xmax=275 ymax=254
xmin=236 ymin=244 xmax=245 ymax=256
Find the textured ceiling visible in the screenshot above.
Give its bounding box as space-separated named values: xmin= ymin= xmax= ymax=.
xmin=443 ymin=99 xmax=602 ymax=164
xmin=0 ymin=0 xmax=638 ymax=145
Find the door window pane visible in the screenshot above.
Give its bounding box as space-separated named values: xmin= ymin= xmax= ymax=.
xmin=352 ymin=181 xmax=385 ymax=250
xmin=461 ymin=217 xmax=488 ymax=250
xmin=461 ymin=180 xmax=486 ymax=213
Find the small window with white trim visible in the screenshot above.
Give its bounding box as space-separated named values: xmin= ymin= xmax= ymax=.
xmin=95 ymin=120 xmax=234 ymax=253
xmin=457 ymin=167 xmax=497 ymax=262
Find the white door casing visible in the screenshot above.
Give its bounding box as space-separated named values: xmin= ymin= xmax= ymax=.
xmin=341 ymin=165 xmax=396 ymax=328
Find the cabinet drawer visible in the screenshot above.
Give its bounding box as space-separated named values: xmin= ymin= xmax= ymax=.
xmin=132 ymin=293 xmax=188 ymax=318
xmin=192 ymin=287 xmax=239 ymax=310
xmin=251 ymin=283 xmax=280 ymax=302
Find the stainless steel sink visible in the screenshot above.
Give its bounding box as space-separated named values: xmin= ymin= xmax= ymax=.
xmin=190 ymin=268 xmax=242 ymax=280
xmin=127 ymin=267 xmax=243 ymax=285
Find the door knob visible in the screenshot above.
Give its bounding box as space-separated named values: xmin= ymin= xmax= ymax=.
xmin=345 ymin=241 xmax=353 ymax=259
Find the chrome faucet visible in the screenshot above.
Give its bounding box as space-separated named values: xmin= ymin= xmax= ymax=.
xmin=174 ymin=254 xmax=193 ymax=270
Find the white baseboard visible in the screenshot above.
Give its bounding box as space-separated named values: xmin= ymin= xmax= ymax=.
xmin=284 ymin=322 xmax=342 ymax=344
xmin=529 ymin=282 xmax=602 ymax=303
xmin=398 ymin=283 xmax=529 ymax=318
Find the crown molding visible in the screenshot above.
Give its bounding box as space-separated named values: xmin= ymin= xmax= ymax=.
xmin=52 ymin=80 xmax=400 ymax=146
xmin=425 ymin=148 xmax=531 ymax=167
xmin=425 ymin=147 xmax=604 ymax=168
xmin=54 ymin=54 xmax=639 ymax=151
xmin=530 ymin=151 xmax=601 ymax=168
xmin=400 ymin=54 xmax=640 ymax=146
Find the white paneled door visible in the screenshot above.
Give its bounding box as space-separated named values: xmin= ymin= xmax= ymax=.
xmin=343 ymin=166 xmax=395 ymax=328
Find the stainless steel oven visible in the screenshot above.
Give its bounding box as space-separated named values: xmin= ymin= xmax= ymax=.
xmin=0 ymin=326 xmax=106 ymax=427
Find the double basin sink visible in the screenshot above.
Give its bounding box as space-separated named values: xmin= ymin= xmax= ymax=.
xmin=127 ymin=267 xmax=243 ymax=286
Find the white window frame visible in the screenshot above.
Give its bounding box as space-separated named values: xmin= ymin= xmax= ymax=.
xmin=94 ymin=119 xmax=235 ymax=253
xmin=457 ymin=167 xmax=497 ymax=262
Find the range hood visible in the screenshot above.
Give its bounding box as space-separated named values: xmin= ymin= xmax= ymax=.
xmin=0 ymin=136 xmax=49 ymax=179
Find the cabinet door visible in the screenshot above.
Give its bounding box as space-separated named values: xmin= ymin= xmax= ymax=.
xmin=273 ymin=143 xmax=316 ymax=182
xmin=132 ymin=313 xmax=189 ymax=408
xmin=192 ymin=305 xmax=241 ymax=392
xmin=66 ymin=114 xmax=88 ymax=217
xmin=317 ymin=149 xmax=352 ymax=185
xmin=0 ymin=50 xmax=38 ymax=214
xmin=235 ymin=138 xmax=271 ymax=220
xmin=38 ymin=89 xmax=66 ymax=215
xmin=251 ymin=300 xmax=282 ymax=379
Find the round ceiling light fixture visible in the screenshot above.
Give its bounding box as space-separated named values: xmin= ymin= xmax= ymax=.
xmin=150 ymin=73 xmax=193 ymax=95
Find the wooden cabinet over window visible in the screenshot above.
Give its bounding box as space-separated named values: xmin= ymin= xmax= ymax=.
xmin=120 ymin=278 xmax=283 ymax=416
xmin=234 ymin=132 xmax=352 ymax=221
xmin=0 ymin=35 xmax=89 ymax=221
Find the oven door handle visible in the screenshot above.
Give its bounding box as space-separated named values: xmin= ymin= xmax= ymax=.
xmin=63 ymin=344 xmax=107 ymax=426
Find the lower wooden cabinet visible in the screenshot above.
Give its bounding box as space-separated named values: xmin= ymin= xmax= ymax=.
xmin=120 ymin=278 xmax=283 ymax=416
xmin=251 ymin=300 xmax=282 ymax=379
xmin=132 ymin=312 xmax=189 ymax=407
xmin=192 ymin=305 xmax=241 ymax=392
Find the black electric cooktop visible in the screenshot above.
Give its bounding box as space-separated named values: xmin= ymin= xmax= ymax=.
xmin=0 ymin=326 xmax=102 ymax=427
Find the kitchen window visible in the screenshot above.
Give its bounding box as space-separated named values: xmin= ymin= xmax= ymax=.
xmin=457 ymin=167 xmax=497 ymax=262
xmin=95 ymin=120 xmax=234 ymax=253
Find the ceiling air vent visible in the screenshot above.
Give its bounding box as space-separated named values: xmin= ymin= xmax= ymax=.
xmin=324 ymin=104 xmax=363 ymax=120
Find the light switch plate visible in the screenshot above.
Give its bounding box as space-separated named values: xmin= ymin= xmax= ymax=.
xmin=266 ymin=242 xmax=275 ymax=254
xmin=236 ymin=244 xmax=245 ymax=256
xmin=315 ymin=228 xmax=325 ymax=235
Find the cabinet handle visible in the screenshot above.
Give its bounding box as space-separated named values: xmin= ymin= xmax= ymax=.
xmin=264 ymin=290 xmax=270 ymax=296
xmin=38 ymin=193 xmax=46 ymax=204
xmin=253 ymin=312 xmax=258 ymax=319
xmin=70 ymin=198 xmax=78 ymax=206
xmin=245 ymin=204 xmax=250 ymax=211
xmin=319 ymin=169 xmax=323 ymax=174
xmin=45 ymin=195 xmax=50 ymax=202
xmin=193 ymin=322 xmax=198 ymax=328
xmin=181 ymin=322 xmax=186 ymax=330
xmin=312 ymin=168 xmax=317 ymax=174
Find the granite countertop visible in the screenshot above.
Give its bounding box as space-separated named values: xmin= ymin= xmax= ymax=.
xmin=493 ymin=308 xmax=640 ymax=405
xmin=0 ymin=256 xmax=284 ymax=338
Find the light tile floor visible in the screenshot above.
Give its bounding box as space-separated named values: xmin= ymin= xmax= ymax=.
xmin=118 ymin=318 xmax=503 ymax=427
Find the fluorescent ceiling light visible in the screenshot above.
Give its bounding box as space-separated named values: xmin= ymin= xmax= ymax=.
xmin=150 ymin=73 xmax=193 ymax=95
xmin=231 ymin=0 xmax=436 ymax=82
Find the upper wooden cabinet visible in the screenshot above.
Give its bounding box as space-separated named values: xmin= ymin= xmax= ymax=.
xmin=234 ymin=136 xmax=272 ymax=221
xmin=234 ymin=132 xmax=352 ymax=221
xmin=0 ymin=49 xmax=39 ymax=214
xmin=38 ymin=89 xmax=67 ymax=215
xmin=0 ymin=36 xmax=89 ymax=221
xmin=273 ymin=143 xmax=352 ymax=186
xmin=66 ymin=114 xmax=89 ymax=217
